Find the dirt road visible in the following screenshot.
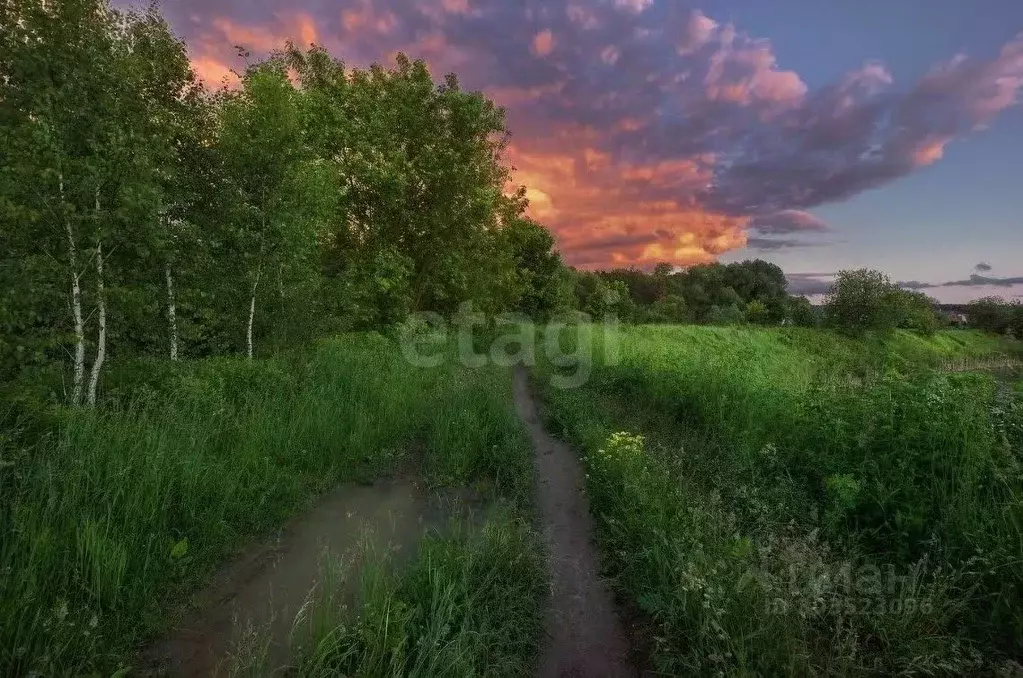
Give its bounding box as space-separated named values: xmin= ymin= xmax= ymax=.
xmin=513 ymin=366 xmax=635 ymax=678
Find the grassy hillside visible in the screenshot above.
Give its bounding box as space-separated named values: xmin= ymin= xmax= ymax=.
xmin=538 ymin=325 xmax=1023 ymax=675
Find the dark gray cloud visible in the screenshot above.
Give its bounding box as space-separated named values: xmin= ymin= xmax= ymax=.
xmin=974 ymin=262 xmax=993 ymax=272
xmin=786 ymin=272 xmax=835 ymax=297
xmin=747 ymin=237 xmax=826 ymax=251
xmin=898 ymin=274 xmax=1023 ymax=289
xmin=944 ymin=274 xmax=1023 ymax=287
xmin=748 ymin=210 xmax=829 ymax=235
xmin=897 ymin=280 xmax=934 ymax=290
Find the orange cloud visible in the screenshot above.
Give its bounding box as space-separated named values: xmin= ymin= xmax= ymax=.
xmin=911 ymin=137 xmax=951 ymax=166
xmin=505 ymin=141 xmax=748 ymax=268
xmin=211 ymin=17 xmax=279 ymax=51
xmin=191 ymin=55 xmax=237 ymax=86
xmin=168 ymin=3 xmax=1023 ymax=273
xmin=189 ymin=12 xmax=323 ymax=89
xmin=532 ymin=30 xmax=555 ymax=57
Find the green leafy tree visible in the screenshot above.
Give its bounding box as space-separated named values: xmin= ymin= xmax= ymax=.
xmin=787 ymin=296 xmax=819 ymax=327
xmin=824 ymin=269 xmax=904 ymax=336
xmin=0 ymin=0 xmax=177 ymax=404
xmin=501 ymin=215 xmax=569 ymax=321
xmin=573 ymin=272 xmax=632 ymax=321
xmin=117 ymin=7 xmax=206 ymax=361
xmin=724 ymin=260 xmax=788 ymax=321
xmin=216 ymin=61 xmax=333 ymax=358
xmin=896 ymin=290 xmax=940 ymax=336
xmin=1010 ymin=302 xmax=1023 ymax=340
xmin=745 ymin=299 xmax=770 ymax=324
xmin=966 ymin=297 xmax=1012 ymax=335
xmin=705 ymin=304 xmax=747 ymax=326
xmin=287 ymin=46 xmax=518 ymax=319
xmin=648 ymin=294 xmax=688 ymax=324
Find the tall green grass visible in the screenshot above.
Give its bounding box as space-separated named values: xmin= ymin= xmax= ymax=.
xmin=0 ymin=334 xmax=541 ymax=675
xmin=538 ymin=325 xmax=1023 ymax=674
xmin=277 ymin=509 xmax=545 ymax=678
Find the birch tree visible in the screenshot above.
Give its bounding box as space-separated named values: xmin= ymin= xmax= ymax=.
xmin=0 ymin=0 xmax=126 ymax=404
xmin=119 ymin=6 xmax=205 ymax=361
xmin=216 ymin=62 xmax=331 ymax=359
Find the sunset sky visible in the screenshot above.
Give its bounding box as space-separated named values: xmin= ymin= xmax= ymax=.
xmin=127 ymin=0 xmax=1023 ymax=302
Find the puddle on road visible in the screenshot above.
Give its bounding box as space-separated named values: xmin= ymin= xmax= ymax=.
xmin=143 ymin=478 xmax=484 ymax=676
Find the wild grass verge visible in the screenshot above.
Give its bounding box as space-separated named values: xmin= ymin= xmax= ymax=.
xmin=537 ymin=325 xmax=1023 ymax=674
xmin=0 ymin=333 xmax=541 ymax=675
xmin=227 ymin=509 xmax=545 ymax=677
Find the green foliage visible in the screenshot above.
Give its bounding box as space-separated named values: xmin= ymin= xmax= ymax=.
xmin=291 ymin=512 xmax=545 ymax=677
xmin=787 ymin=295 xmax=819 ymax=327
xmin=745 ymin=299 xmax=770 ymax=324
xmin=0 ymin=336 xmax=539 ymax=674
xmin=897 ymin=289 xmax=940 ymax=335
xmin=704 ymin=303 xmax=746 ymax=326
xmin=823 ymin=268 xmax=932 ymax=336
xmin=1011 ymin=302 xmax=1023 ymax=340
xmin=501 ymin=216 xmax=571 ymax=321
xmin=646 ymin=294 xmax=688 ymax=324
xmin=573 ymin=259 xmax=796 ymax=327
xmin=574 ymin=273 xmax=634 ymax=320
xmin=967 ymin=296 xmax=1014 ymax=335
xmin=536 ymin=324 xmax=1023 ymax=674
xmin=1 ymin=3 xmax=571 ymax=397
xmin=824 ymin=269 xmax=895 ymax=334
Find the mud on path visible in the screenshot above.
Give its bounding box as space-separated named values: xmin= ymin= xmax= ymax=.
xmin=142 ymin=478 xmax=480 ymax=676
xmin=513 ymin=367 xmax=635 ymax=678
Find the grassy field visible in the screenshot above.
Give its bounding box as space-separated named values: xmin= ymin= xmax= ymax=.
xmin=5 ymin=324 xmax=1021 ymax=675
xmin=0 ymin=334 xmax=543 ymax=675
xmin=537 ymin=326 xmax=1023 ymax=675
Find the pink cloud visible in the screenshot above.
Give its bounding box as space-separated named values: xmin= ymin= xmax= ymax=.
xmin=532 ymin=29 xmax=555 ymax=57
xmin=162 ymin=1 xmax=1023 ymax=270
xmin=566 ymin=4 xmax=598 ymax=30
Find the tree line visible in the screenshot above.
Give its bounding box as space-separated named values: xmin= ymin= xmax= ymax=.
xmin=960 ymin=297 xmax=1023 ymax=338
xmin=570 ymin=260 xmax=800 ymax=325
xmin=0 ymin=0 xmax=565 ymax=402
xmin=577 ymin=264 xmax=1023 ymax=339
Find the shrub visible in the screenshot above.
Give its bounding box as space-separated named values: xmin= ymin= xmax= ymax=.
xmin=745 ymin=299 xmax=770 ymax=324
xmin=1009 ymin=301 xmax=1023 ymax=340
xmin=824 ymin=269 xmax=904 ymax=336
xmin=704 ymin=304 xmax=746 ymax=326
xmin=787 ymin=296 xmax=819 ymax=327
xmin=897 ymin=290 xmax=940 ymax=336
xmin=966 ymin=297 xmax=1012 ymax=334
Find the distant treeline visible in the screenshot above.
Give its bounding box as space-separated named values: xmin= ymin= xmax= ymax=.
xmin=569 ymin=260 xmax=801 ymax=326
xmin=577 ymin=264 xmax=1023 ymax=339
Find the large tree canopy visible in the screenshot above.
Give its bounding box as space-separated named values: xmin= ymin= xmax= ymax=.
xmin=0 ymin=2 xmax=563 ymax=398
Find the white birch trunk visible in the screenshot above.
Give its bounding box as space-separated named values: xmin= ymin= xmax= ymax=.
xmin=247 ymin=264 xmax=262 ymax=360
xmin=86 ymin=240 xmax=106 ymax=408
xmin=165 ymin=262 xmax=178 ymax=361
xmin=61 ymin=172 xmax=86 ymax=406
